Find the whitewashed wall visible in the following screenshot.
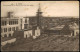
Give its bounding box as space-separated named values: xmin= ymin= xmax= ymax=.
xmin=24 ymin=30 xmax=32 ymax=38
xmin=33 ymin=27 xmax=41 ymax=39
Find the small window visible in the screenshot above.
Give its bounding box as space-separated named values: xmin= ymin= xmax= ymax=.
xmin=15 ymin=21 xmax=17 ymax=24
xmin=13 ymin=21 xmax=14 ymax=25
xmin=4 ymin=28 xmax=7 ymax=32
xmin=10 ymin=28 xmax=11 ymax=31
xmin=1 ymin=21 xmax=2 ymax=26
xmin=11 ymin=21 xmax=12 ymax=25
xmin=17 ymin=21 xmax=18 ymax=24
xmin=4 ymin=21 xmax=7 ymax=25
xmin=25 ymin=19 xmax=27 ymax=23
xmin=9 ymin=34 xmax=11 ymax=37
xmin=4 ymin=28 xmax=5 ymax=32
xmin=2 ymin=21 xmax=4 ymax=26
xmin=9 ymin=21 xmax=10 ymax=25
xmin=8 ymin=28 xmax=11 ymax=31
xmin=1 ymin=28 xmax=2 ymax=33
xmin=13 ymin=27 xmax=15 ymax=31
xmin=9 ymin=21 xmax=11 ymax=25
xmin=16 ymin=27 xmax=18 ymax=30
xmin=24 ymin=24 xmax=27 ymax=29
xmin=12 ymin=27 xmax=13 ymax=31
xmin=12 ymin=27 xmax=15 ymax=31
xmin=5 ymin=28 xmax=7 ymax=32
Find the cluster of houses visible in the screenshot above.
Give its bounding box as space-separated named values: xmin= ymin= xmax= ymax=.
xmin=1 ymin=4 xmax=42 ymax=46
xmin=1 ymin=4 xmax=79 ymax=47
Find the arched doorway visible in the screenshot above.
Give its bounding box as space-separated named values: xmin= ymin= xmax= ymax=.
xmin=9 ymin=34 xmax=11 ymax=37
xmin=4 ymin=34 xmax=7 ymax=37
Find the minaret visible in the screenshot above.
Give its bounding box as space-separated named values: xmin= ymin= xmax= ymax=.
xmin=36 ymin=3 xmax=43 ymax=28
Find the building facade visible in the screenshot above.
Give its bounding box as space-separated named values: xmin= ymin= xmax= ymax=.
xmin=1 ymin=12 xmax=20 ymax=38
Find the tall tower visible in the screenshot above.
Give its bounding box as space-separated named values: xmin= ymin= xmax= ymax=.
xmin=36 ymin=3 xmax=43 ymax=28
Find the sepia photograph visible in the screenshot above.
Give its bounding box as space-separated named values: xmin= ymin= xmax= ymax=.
xmin=1 ymin=1 xmax=79 ymax=51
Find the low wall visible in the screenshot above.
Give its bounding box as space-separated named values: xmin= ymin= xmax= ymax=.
xmin=1 ymin=38 xmax=16 ymax=46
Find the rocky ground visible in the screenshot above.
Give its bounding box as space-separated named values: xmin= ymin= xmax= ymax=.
xmin=1 ymin=34 xmax=79 ymax=51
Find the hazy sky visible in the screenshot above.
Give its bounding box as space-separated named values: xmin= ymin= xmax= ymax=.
xmin=1 ymin=1 xmax=79 ymax=17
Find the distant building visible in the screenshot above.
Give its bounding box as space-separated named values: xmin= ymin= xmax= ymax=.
xmin=61 ymin=22 xmax=79 ymax=36
xmin=13 ymin=3 xmax=42 ymax=40
xmin=1 ymin=12 xmax=20 ymax=38
xmin=23 ymin=3 xmax=42 ymax=39
xmin=19 ymin=17 xmax=29 ymax=30
xmin=1 ymin=12 xmax=21 ymax=46
xmin=44 ymin=22 xmax=79 ymax=37
xmin=69 ymin=22 xmax=79 ymax=36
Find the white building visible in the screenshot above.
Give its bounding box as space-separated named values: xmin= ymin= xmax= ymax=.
xmin=69 ymin=22 xmax=79 ymax=36
xmin=1 ymin=12 xmax=20 ymax=38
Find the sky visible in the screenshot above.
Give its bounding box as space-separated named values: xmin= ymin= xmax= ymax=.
xmin=1 ymin=1 xmax=79 ymax=18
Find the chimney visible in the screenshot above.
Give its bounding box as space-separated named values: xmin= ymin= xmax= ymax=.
xmin=7 ymin=12 xmax=14 ymax=18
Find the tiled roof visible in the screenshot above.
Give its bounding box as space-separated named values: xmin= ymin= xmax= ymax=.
xmin=49 ymin=23 xmax=79 ymax=30
xmin=69 ymin=23 xmax=79 ymax=30
xmin=49 ymin=25 xmax=65 ymax=30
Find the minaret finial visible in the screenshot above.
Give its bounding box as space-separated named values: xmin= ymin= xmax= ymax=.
xmin=38 ymin=3 xmax=41 ymax=12
xmin=39 ymin=3 xmax=40 ymax=8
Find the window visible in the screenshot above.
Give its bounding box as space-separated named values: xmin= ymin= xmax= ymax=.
xmin=5 ymin=28 xmax=7 ymax=32
xmin=25 ymin=19 xmax=27 ymax=23
xmin=9 ymin=21 xmax=11 ymax=25
xmin=9 ymin=34 xmax=11 ymax=37
xmin=12 ymin=27 xmax=14 ymax=31
xmin=1 ymin=28 xmax=2 ymax=33
xmin=13 ymin=21 xmax=14 ymax=25
xmin=12 ymin=27 xmax=13 ymax=31
xmin=1 ymin=21 xmax=7 ymax=26
xmin=24 ymin=24 xmax=27 ymax=29
xmin=14 ymin=27 xmax=15 ymax=30
xmin=2 ymin=21 xmax=4 ymax=26
xmin=16 ymin=27 xmax=18 ymax=30
xmin=8 ymin=28 xmax=11 ymax=31
xmin=4 ymin=28 xmax=5 ymax=32
xmin=17 ymin=20 xmax=18 ymax=24
xmin=15 ymin=20 xmax=16 ymax=24
xmin=12 ymin=27 xmax=15 ymax=31
xmin=14 ymin=21 xmax=15 ymax=24
xmin=10 ymin=28 xmax=11 ymax=31
xmin=1 ymin=21 xmax=3 ymax=26
xmin=4 ymin=21 xmax=7 ymax=25
xmin=11 ymin=21 xmax=13 ymax=25
xmin=4 ymin=28 xmax=7 ymax=32
xmin=9 ymin=21 xmax=13 ymax=25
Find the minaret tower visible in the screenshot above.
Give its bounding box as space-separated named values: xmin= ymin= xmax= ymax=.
xmin=36 ymin=3 xmax=43 ymax=28
xmin=32 ymin=3 xmax=43 ymax=39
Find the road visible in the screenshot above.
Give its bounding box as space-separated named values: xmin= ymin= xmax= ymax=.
xmin=2 ymin=34 xmax=79 ymax=51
